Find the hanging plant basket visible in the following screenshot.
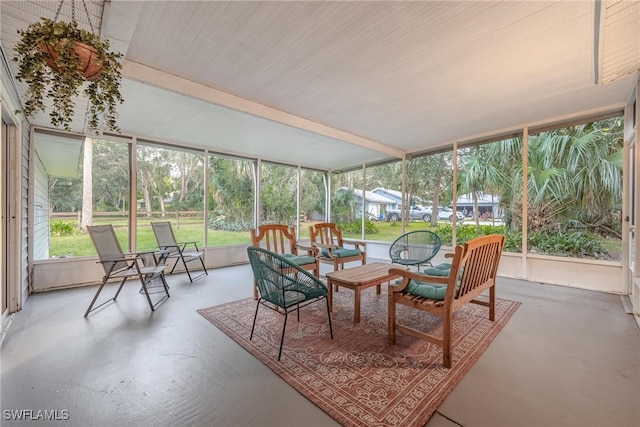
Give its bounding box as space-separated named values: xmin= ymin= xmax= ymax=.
xmin=13 ymin=16 xmax=124 ymax=131
xmin=42 ymin=39 xmax=103 ymax=81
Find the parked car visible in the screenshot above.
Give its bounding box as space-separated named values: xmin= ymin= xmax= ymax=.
xmin=434 ymin=207 xmax=465 ymax=222
xmin=385 ymin=205 xmax=464 ymax=222
xmin=385 ymin=205 xmax=431 ymax=222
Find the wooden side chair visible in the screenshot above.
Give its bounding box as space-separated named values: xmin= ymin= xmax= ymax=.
xmin=250 ymin=224 xmax=318 ymax=299
xmin=309 ymin=222 xmax=366 ymax=272
xmin=388 ymin=234 xmax=505 ymax=368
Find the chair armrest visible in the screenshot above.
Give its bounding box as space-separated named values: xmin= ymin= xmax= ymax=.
xmin=178 ymin=241 xmax=200 ymax=251
xmin=158 ymin=244 xmax=180 ymax=250
xmin=444 ymin=253 xmax=454 ymax=259
xmin=295 ymin=243 xmax=318 ymax=256
xmin=342 ymin=239 xmax=367 ymax=249
xmin=312 ymin=242 xmax=339 ymax=258
xmin=388 ymin=268 xmax=449 ymax=292
xmin=136 ymin=249 xmax=172 ymax=265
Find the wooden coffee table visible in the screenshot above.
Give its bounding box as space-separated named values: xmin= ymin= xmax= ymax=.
xmin=325 ymin=262 xmax=408 ymax=323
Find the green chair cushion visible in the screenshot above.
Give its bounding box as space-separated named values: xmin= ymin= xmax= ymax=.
xmin=321 ymin=248 xmax=362 ymax=258
xmin=405 ymin=262 xmax=456 ymax=301
xmin=282 ymin=253 xmax=316 ymax=266
xmin=406 ymin=280 xmax=448 ymax=300
xmin=422 ymin=265 xmax=451 ymax=276
xmin=334 ymin=248 xmax=362 ymax=258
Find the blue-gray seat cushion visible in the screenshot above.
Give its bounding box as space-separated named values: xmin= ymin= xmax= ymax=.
xmin=321 ymin=248 xmax=362 ymax=258
xmin=281 ymin=253 xmax=316 ymax=266
xmin=406 ymin=280 xmax=448 ymax=300
xmin=403 ymin=262 xmax=454 ymax=301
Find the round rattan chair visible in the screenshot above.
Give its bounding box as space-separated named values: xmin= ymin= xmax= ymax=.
xmin=388 ymin=230 xmax=442 ymax=270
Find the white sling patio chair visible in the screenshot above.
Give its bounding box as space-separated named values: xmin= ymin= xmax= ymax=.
xmin=85 ymin=225 xmax=170 ymax=317
xmin=151 ymin=221 xmax=208 ymax=282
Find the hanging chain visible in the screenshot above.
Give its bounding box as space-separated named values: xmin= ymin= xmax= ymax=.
xmin=53 ymin=0 xmax=64 ymax=22
xmin=52 ymin=0 xmax=96 ymax=34
xmin=81 ymin=0 xmax=96 ymax=33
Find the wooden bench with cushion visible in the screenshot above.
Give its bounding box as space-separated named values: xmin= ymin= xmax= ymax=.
xmin=388 ymin=234 xmax=505 ymax=368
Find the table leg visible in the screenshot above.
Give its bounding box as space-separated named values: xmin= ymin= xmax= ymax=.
xmin=376 ymin=283 xmax=381 ymax=294
xmin=354 ymin=288 xmax=360 ymax=323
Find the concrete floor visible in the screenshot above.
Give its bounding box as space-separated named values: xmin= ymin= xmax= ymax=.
xmin=1 ymin=261 xmax=639 ymax=427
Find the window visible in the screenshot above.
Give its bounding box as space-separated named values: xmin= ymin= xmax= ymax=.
xmin=526 ymin=117 xmax=623 ymax=260
xmin=207 ymin=155 xmax=255 ymax=246
xmin=136 ymin=141 xmax=204 ymax=251
xmin=299 ymin=168 xmax=326 ymax=240
xmin=41 ymin=136 xmax=130 ymax=258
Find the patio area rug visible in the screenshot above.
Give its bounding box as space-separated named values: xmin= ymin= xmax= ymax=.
xmin=198 ymin=287 xmax=520 ymax=427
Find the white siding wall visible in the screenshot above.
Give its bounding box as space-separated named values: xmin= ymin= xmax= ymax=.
xmin=19 ymin=123 xmax=29 ymax=303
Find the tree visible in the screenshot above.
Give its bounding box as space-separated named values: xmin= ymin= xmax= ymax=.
xmin=406 ymin=153 xmax=452 ymax=226
xmin=209 ymin=157 xmax=254 ymax=224
xmin=457 ymin=145 xmax=508 ymax=227
xmin=457 ymin=117 xmax=623 ymax=236
xmin=92 ymin=140 xmax=129 ymax=211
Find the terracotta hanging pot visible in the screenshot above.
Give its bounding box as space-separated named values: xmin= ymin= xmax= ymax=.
xmin=42 ymin=39 xmax=103 ymax=81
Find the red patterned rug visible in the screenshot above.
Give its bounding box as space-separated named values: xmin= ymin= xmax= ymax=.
xmin=198 ymin=287 xmax=519 ymax=427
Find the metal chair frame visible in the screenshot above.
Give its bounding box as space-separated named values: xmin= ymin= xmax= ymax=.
xmin=388 ymin=230 xmax=442 ymax=270
xmin=85 ymin=225 xmax=169 ymax=317
xmin=151 ymin=221 xmax=208 ymax=282
xmin=247 ymin=246 xmax=333 ymax=361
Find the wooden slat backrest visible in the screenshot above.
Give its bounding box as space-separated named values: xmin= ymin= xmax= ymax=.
xmin=449 ymin=234 xmax=505 ymax=305
xmin=251 ymin=224 xmax=297 ymax=255
xmin=309 ymin=222 xmax=343 ymax=247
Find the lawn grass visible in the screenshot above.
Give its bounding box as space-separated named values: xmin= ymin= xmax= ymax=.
xmin=47 ymin=216 xmax=622 ymax=261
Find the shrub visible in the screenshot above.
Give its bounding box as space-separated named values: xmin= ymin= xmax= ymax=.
xmin=208 ymin=215 xmax=253 ymax=232
xmin=528 ymin=230 xmax=608 ymax=259
xmin=51 ymin=221 xmax=75 ymax=236
xmin=338 ymin=220 xmax=378 ymax=235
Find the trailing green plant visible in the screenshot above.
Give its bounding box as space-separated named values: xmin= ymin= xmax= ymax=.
xmin=50 ymin=220 xmax=75 ymax=236
xmin=13 ymin=18 xmax=124 ymax=131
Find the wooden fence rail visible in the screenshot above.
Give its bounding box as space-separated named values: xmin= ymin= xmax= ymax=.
xmin=50 ymin=211 xmax=205 ymax=228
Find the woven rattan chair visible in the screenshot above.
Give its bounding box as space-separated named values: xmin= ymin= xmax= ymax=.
xmin=388 ymin=234 xmax=505 ymax=368
xmin=251 ymin=224 xmax=319 ymax=299
xmin=151 ymin=221 xmax=208 ymax=282
xmin=85 ymin=225 xmax=169 ymax=317
xmin=247 ymin=246 xmax=333 ymax=361
xmin=309 ymin=222 xmax=366 ymax=272
xmin=389 ymin=230 xmax=442 ymax=270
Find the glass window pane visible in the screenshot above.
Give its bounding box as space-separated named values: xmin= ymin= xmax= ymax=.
xmin=526 ymin=117 xmax=623 ymax=260
xmin=299 ymin=169 xmax=326 ymax=241
xmin=331 ymin=169 xmax=363 ymax=238
xmin=43 ymin=137 xmax=130 ymax=258
xmin=456 ymin=137 xmax=519 ymax=252
xmin=365 ymin=161 xmax=404 ymax=243
xmin=137 ymin=142 xmax=204 ymax=251
xmin=260 ymin=162 xmax=297 ymax=226
xmin=207 ymin=155 xmax=255 ymax=246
